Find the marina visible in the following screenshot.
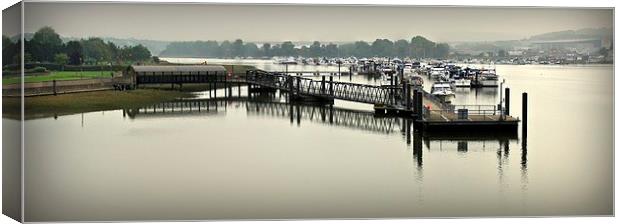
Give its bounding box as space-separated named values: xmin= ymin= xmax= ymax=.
xmin=2 ymin=2 xmax=613 ymax=222
xmin=126 ymin=63 xmax=523 ymax=134
xmin=17 ymin=63 xmax=612 ymax=220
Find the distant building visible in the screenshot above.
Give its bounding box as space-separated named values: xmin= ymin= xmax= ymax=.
xmin=530 ymin=38 xmax=602 ymax=53
xmin=508 ymin=50 xmax=524 ymax=56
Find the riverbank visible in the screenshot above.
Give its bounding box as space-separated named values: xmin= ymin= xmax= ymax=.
xmin=2 ymin=71 xmax=116 ymax=85
xmin=2 ymin=89 xmax=195 ymax=119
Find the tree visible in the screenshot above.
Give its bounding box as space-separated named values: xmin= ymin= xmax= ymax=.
xmin=54 ymin=53 xmax=69 ymax=70
xmin=232 ymin=39 xmax=244 ymax=56
xmin=393 ymin=39 xmax=409 ymax=57
xmin=30 ymin=26 xmax=64 ymax=62
xmin=371 ymin=39 xmax=394 ymax=57
xmin=121 ymin=44 xmax=151 ymax=62
xmin=261 ymin=43 xmax=272 ymax=57
xmin=54 ymin=53 xmax=69 ymax=66
xmin=107 ymin=42 xmax=120 ymax=64
xmin=280 ymin=41 xmax=296 ymax=56
xmin=309 ymin=41 xmax=322 ymax=57
xmin=324 ymin=43 xmax=338 ymax=57
xmin=353 ymin=41 xmax=371 ymax=57
xmin=243 ymin=43 xmax=259 ymax=57
xmin=2 ymin=35 xmax=18 ymax=66
xmin=65 ymin=40 xmax=83 ymax=65
xmin=220 ymin=40 xmax=232 ymax=58
xmin=435 ymin=43 xmax=450 ymax=58
xmin=410 ymin=36 xmax=436 ymax=58
xmin=81 ymin=37 xmax=111 ymax=64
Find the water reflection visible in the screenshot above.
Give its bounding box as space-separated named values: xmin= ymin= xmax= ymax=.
xmin=121 ymin=91 xmax=525 ymax=174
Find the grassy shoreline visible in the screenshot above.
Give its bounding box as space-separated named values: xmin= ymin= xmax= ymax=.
xmin=2 ymin=71 xmax=116 ymax=85
xmin=3 ymin=89 xmax=195 ymax=119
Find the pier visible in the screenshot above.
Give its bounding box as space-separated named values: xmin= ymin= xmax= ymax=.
xmin=128 ymin=65 xmax=522 ymax=133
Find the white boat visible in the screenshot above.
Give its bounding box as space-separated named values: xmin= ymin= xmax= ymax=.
xmin=408 ymin=74 xmax=424 ymax=87
xmin=281 ymin=57 xmax=298 ymax=65
xmin=430 ymin=67 xmax=447 ymax=80
xmin=431 ymin=82 xmax=456 ymax=103
xmin=452 ymin=78 xmax=471 ymax=87
xmin=403 ymin=63 xmax=415 ymax=76
xmin=478 ymin=69 xmax=498 ymax=87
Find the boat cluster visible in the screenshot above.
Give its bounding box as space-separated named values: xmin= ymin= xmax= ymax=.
xmin=422 ymin=62 xmax=500 ymax=103
xmin=271 ymin=56 xmax=501 ymax=103
xmin=272 ymin=56 xmax=359 ymax=66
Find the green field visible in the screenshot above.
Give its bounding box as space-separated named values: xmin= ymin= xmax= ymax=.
xmin=2 ymin=71 xmax=115 ymax=85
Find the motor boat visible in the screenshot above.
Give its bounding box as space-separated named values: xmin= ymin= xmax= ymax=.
xmin=431 ymin=82 xmax=456 ymax=103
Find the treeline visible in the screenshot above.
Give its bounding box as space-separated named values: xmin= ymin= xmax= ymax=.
xmin=2 ymin=26 xmax=152 ymax=68
xmin=159 ymin=36 xmax=450 ymax=58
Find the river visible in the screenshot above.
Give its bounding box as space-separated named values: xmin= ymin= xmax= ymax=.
xmin=12 ymin=58 xmax=613 ymax=221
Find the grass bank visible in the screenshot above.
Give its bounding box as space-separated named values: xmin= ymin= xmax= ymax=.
xmin=2 ymin=71 xmax=115 ymax=85
xmin=2 ymin=89 xmax=194 ymax=119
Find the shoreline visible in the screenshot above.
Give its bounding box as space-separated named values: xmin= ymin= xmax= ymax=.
xmin=2 ymin=89 xmax=197 ymax=120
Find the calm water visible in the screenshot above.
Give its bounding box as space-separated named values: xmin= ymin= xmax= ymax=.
xmin=17 ymin=59 xmax=613 ymax=221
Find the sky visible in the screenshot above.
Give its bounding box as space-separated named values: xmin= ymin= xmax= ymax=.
xmin=10 ymin=2 xmax=614 ymax=42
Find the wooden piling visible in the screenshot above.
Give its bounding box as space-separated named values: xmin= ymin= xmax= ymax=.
xmin=296 ymin=76 xmax=301 ymax=95
xmin=53 ymin=80 xmax=57 ymax=95
xmin=505 ymin=88 xmax=510 ymax=115
xmin=321 ymin=76 xmax=326 ymax=95
xmin=406 ymin=85 xmax=411 ymax=110
xmin=416 ymin=91 xmax=423 ymax=120
xmin=522 ymin=92 xmax=528 ymax=140
xmin=329 ymin=76 xmax=334 ymax=96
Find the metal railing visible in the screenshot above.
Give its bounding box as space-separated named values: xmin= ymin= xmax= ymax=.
xmin=422 ymin=104 xmax=505 ymax=121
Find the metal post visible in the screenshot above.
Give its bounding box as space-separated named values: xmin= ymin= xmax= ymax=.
xmin=522 ymin=92 xmax=528 ymax=140
xmin=505 ymin=88 xmax=510 ymax=116
xmin=416 ymin=91 xmax=423 ymax=120
xmin=53 ymin=80 xmax=57 ymax=95
xmin=406 ymin=85 xmax=411 ymax=110
xmin=321 ymin=76 xmax=326 ymax=95
xmin=412 ymin=88 xmax=418 ymax=113
xmin=296 ymin=76 xmax=301 ymax=95
xmin=224 ymin=72 xmax=228 ymax=97
xmin=329 ymin=76 xmax=334 ymax=96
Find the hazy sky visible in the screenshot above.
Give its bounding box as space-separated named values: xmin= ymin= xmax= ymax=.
xmin=17 ymin=2 xmax=614 ymax=42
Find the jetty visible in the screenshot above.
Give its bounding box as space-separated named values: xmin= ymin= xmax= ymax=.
xmin=127 ymin=65 xmax=523 ymax=133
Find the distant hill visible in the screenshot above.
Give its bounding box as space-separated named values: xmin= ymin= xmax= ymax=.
xmin=529 ymin=27 xmax=612 ymax=41
xmin=450 ymin=27 xmax=612 ymax=54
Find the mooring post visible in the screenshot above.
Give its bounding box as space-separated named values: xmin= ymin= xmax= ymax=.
xmin=288 ymin=76 xmax=293 ymax=101
xmin=412 ymin=88 xmax=418 ymax=112
xmin=296 ymin=76 xmax=301 ymax=95
xmin=214 ymin=80 xmax=217 ymax=98
xmin=394 ymin=76 xmax=398 ymax=105
xmin=329 ymin=76 xmax=334 ymax=96
xmin=406 ymin=85 xmax=411 ymax=110
xmin=53 ymin=79 xmax=57 ymax=95
xmin=416 ymin=91 xmax=423 ymax=120
xmin=522 ymin=92 xmax=528 ymax=140
xmin=505 ymin=88 xmax=510 ymax=116
xmin=321 ymin=76 xmax=326 ymax=95
xmin=413 ymin=130 xmax=423 ymax=167
xmin=406 ymin=119 xmax=411 ymax=145
xmin=349 ymin=66 xmax=352 ymax=80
